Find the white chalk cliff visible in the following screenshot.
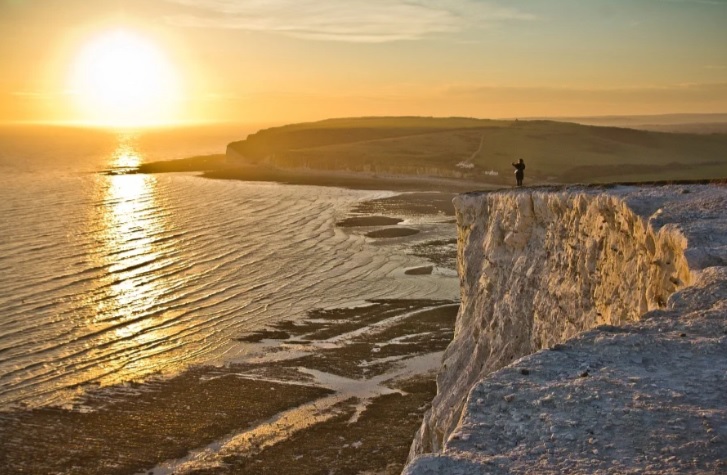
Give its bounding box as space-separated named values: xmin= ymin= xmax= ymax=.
xmin=405 ymin=185 xmax=727 ymax=474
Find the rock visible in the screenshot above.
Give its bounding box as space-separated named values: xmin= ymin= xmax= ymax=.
xmin=405 ymin=266 xmax=435 ymax=275
xmin=406 ymin=185 xmax=727 ymax=474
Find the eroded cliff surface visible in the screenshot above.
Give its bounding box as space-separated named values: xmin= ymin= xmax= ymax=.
xmin=406 ymin=185 xmax=727 ymax=474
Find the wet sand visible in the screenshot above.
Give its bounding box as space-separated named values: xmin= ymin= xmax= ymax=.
xmin=0 ymin=190 xmax=461 ymax=475
xmin=351 ymin=192 xmax=458 ymax=217
xmin=365 ymin=227 xmax=420 ymax=238
xmin=336 ymin=216 xmax=403 ymax=227
xmin=202 ymin=376 xmax=438 ymax=475
xmin=203 ymin=166 xmax=492 ymax=192
xmin=0 ymin=367 xmax=332 ymax=475
xmin=346 ymin=193 xmax=459 ymax=267
xmin=0 ymin=300 xmax=457 ymax=475
xmin=411 ymin=238 xmax=458 ymax=268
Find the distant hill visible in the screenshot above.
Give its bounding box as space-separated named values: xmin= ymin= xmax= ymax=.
xmin=226 ymin=116 xmax=498 ymax=161
xmin=529 ymin=113 xmax=727 ymax=134
xmin=226 ymin=117 xmax=727 ymax=185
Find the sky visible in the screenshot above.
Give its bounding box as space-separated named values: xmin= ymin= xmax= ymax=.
xmin=1 ymin=0 xmax=726 ymax=126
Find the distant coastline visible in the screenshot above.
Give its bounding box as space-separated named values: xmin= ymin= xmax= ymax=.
xmin=124 ymin=116 xmax=727 ymax=188
xmin=120 ymin=153 xmax=500 ymax=192
xmin=202 ymin=165 xmax=496 ymax=192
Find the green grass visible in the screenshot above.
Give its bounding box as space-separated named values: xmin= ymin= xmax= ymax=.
xmin=225 ymin=117 xmax=727 ymax=184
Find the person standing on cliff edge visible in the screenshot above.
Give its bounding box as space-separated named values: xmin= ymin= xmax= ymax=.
xmin=512 ymin=158 xmax=525 ymax=186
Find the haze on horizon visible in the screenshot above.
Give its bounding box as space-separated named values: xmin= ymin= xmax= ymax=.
xmin=1 ymin=0 xmax=726 ymax=127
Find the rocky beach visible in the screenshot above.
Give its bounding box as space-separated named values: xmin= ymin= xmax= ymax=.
xmin=0 ymin=191 xmax=462 ymax=475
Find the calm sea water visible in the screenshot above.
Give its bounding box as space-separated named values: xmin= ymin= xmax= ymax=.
xmin=0 ymin=125 xmax=457 ymax=409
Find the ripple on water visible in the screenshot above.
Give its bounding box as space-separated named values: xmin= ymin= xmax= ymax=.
xmin=0 ymin=173 xmax=457 ymax=409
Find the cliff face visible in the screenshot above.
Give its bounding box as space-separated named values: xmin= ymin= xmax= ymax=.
xmin=406 ymin=185 xmax=727 ymax=473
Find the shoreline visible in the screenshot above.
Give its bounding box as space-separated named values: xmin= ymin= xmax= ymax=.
xmin=117 ymin=155 xmax=503 ymax=193
xmin=0 ymin=189 xmax=462 ymax=474
xmin=121 ymin=156 xmax=727 ymax=194
xmin=202 ymin=165 xmax=501 ymax=192
xmin=0 ymin=301 xmax=459 ymax=475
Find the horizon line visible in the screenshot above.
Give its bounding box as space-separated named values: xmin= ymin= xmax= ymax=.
xmin=2 ymin=112 xmax=727 ymax=130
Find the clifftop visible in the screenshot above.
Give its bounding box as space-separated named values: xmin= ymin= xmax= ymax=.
xmin=405 ymin=184 xmax=727 ymax=474
xmin=225 ymin=117 xmax=727 ymax=185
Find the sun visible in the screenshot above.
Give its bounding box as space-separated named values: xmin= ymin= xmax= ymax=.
xmin=69 ymin=30 xmax=182 ymax=127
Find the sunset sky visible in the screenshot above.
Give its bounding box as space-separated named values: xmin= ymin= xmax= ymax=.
xmin=2 ymin=0 xmax=726 ymax=126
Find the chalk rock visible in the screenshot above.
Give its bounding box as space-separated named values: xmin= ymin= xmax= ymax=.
xmin=405 ymin=185 xmax=727 ymax=474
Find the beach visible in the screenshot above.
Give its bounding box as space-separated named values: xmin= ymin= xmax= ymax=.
xmin=1 ymin=299 xmax=458 ymax=474
xmin=0 ymin=135 xmax=463 ymax=475
xmin=123 ymin=153 xmax=498 ymax=194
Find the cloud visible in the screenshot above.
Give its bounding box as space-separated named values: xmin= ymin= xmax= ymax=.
xmin=163 ymin=0 xmax=534 ymax=42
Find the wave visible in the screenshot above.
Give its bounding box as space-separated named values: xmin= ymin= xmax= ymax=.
xmin=0 ymin=173 xmax=457 ymax=409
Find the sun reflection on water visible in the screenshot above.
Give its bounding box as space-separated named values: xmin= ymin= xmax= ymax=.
xmin=91 ymin=133 xmax=173 ymax=383
xmin=111 ymin=135 xmax=145 ymax=173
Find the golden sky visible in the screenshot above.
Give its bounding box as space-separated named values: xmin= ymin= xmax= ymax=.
xmin=1 ymin=0 xmax=726 ymax=126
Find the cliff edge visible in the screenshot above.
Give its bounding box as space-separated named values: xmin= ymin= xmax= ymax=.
xmin=405 ymin=185 xmax=727 ymax=474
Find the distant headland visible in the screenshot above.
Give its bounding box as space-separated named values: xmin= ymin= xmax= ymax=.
xmin=127 ymin=116 xmax=727 ymax=189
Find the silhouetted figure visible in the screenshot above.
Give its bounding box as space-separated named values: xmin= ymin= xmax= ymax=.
xmin=512 ymin=158 xmax=525 ymax=186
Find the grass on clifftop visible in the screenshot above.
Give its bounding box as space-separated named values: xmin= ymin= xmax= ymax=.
xmin=226 ymin=117 xmax=727 ymax=185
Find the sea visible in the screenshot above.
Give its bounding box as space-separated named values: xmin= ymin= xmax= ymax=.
xmin=0 ymin=124 xmax=458 ymax=410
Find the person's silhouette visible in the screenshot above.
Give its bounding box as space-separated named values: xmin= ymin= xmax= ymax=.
xmin=512 ymin=159 xmax=525 ymax=186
